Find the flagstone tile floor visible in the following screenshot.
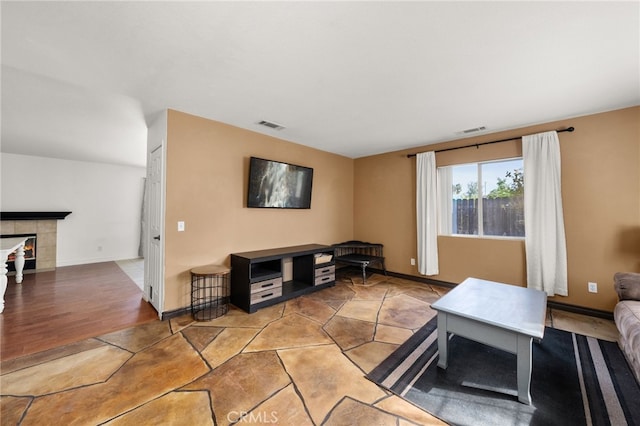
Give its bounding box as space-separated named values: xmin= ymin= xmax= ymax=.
xmin=0 ymin=272 xmax=619 ymax=425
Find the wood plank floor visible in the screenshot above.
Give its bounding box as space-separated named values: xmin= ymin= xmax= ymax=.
xmin=0 ymin=262 xmax=158 ymax=361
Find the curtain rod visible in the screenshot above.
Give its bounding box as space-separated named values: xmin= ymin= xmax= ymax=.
xmin=406 ymin=127 xmax=575 ymax=158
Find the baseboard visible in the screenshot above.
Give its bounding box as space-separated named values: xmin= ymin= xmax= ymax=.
xmin=163 ymin=268 xmax=615 ymax=322
xmin=546 ymin=300 xmax=613 ymax=320
xmin=161 ymin=306 xmax=191 ymax=321
xmin=366 ymin=268 xmax=614 ymax=320
xmin=337 ymin=264 xmax=452 ymax=288
xmin=57 ymin=256 xmax=124 ymax=267
xmin=379 ymin=269 xmax=455 ymax=289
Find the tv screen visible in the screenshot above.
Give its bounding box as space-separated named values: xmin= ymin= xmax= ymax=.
xmin=247 ymin=157 xmax=313 ymax=209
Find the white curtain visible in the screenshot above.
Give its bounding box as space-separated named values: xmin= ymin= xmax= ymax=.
xmin=416 ymin=151 xmax=439 ymax=275
xmin=523 ymin=131 xmax=568 ymax=296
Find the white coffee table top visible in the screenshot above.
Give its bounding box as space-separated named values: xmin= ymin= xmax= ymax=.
xmin=431 ymin=277 xmax=547 ymax=339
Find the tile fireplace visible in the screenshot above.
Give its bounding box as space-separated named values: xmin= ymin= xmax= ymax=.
xmin=0 ymin=212 xmax=71 ymax=272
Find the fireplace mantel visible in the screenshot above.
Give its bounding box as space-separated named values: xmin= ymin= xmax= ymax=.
xmin=0 ymin=212 xmax=72 ymax=221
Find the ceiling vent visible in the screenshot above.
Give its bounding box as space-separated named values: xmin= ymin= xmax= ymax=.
xmin=257 ymin=120 xmax=285 ymax=131
xmin=459 ymin=126 xmax=487 ymax=134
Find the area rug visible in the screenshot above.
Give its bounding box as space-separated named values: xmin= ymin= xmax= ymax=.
xmin=367 ymin=317 xmax=640 ymax=426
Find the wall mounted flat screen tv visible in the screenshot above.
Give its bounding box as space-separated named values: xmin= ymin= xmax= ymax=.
xmin=247 ymin=157 xmax=313 ymax=209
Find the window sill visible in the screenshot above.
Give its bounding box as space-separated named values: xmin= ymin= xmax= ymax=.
xmin=439 ymin=234 xmax=525 ymax=241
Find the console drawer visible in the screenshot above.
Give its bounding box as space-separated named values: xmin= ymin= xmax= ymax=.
xmin=314 ymin=273 xmax=335 ymax=286
xmin=315 ymin=265 xmax=335 ymax=277
xmin=250 ymin=277 xmax=283 ymax=294
xmin=250 ymin=286 xmax=282 ymax=304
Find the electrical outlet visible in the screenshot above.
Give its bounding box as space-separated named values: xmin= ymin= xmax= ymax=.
xmin=410 ymin=258 xmax=416 ymax=266
xmin=588 ymin=282 xmax=598 ymax=293
xmin=177 ymin=221 xmax=185 ymax=232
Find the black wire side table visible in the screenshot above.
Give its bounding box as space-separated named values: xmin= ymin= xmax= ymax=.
xmin=190 ymin=264 xmax=231 ymax=321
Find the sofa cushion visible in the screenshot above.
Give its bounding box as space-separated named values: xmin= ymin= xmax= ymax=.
xmin=614 ymin=272 xmax=640 ymax=301
xmin=614 ymin=300 xmax=640 ymax=383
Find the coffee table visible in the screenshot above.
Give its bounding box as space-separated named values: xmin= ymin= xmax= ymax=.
xmin=430 ymin=277 xmax=547 ymax=405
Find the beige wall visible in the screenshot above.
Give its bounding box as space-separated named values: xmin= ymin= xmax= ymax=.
xmin=354 ymin=107 xmax=640 ymax=312
xmin=163 ymin=110 xmax=354 ymax=311
xmin=162 ymin=107 xmax=638 ymax=313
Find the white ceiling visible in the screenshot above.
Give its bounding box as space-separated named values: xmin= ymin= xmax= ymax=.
xmin=2 ymin=1 xmax=639 ymax=168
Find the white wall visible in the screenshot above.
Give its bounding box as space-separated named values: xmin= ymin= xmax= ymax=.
xmin=1 ymin=153 xmax=146 ymax=266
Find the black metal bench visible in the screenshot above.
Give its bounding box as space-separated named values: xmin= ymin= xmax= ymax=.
xmin=332 ymin=240 xmax=386 ymax=284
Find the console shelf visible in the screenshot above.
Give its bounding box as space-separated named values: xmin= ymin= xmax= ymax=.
xmin=230 ymin=244 xmax=335 ymax=313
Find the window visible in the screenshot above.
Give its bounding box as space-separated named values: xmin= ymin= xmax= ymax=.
xmin=438 ymin=158 xmax=524 ymax=238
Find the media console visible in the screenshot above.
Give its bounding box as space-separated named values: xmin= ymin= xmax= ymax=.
xmin=230 ymin=244 xmax=336 ymax=313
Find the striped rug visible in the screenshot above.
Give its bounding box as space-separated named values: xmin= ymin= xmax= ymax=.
xmin=367 ymin=317 xmax=640 ymax=426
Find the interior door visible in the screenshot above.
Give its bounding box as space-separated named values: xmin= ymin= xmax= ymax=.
xmin=145 ymin=144 xmax=164 ymax=317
